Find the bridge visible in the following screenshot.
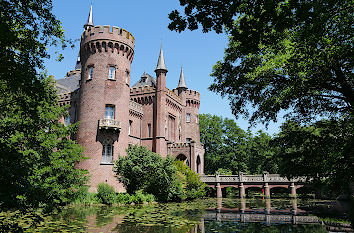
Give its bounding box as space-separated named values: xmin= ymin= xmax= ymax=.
xmin=200 ymin=173 xmax=308 ymax=198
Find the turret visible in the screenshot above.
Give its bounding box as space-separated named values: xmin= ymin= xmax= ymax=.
xmin=153 ymin=45 xmax=167 ymax=155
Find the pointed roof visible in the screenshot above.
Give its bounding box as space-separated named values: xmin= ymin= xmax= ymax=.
xmin=155 ymin=45 xmax=168 ymax=72
xmin=177 ymin=66 xmax=187 ymax=89
xmin=84 ymin=4 xmax=94 ymax=29
xmin=75 ymin=53 xmax=81 ymax=70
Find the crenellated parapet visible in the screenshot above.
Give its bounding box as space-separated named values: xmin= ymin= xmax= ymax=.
xmin=130 ymin=86 xmax=156 ymax=95
xmin=80 ymin=25 xmax=135 ymax=63
xmin=184 ymin=89 xmax=200 ymax=108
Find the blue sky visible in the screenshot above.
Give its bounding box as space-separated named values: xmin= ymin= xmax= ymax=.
xmin=45 ymin=0 xmax=283 ymax=135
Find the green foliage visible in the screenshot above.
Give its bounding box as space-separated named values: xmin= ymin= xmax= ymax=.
xmin=199 ymin=114 xmax=250 ymax=174
xmin=175 ymin=160 xmax=206 ymax=199
xmin=97 ymin=183 xmax=116 ymax=205
xmin=247 ymin=131 xmax=279 ymax=174
xmin=114 ymin=145 xmax=185 ymax=202
xmin=0 ymin=0 xmax=86 ymax=210
xmin=72 ymin=186 xmax=100 ymax=205
xmin=199 ymin=114 xmax=279 ymax=175
xmin=169 ymin=0 xmax=353 ymax=123
xmin=274 ymin=118 xmax=354 ymax=196
xmin=0 ymin=78 xmax=88 ymax=211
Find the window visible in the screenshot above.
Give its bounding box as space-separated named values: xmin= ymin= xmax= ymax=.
xmin=186 ymin=138 xmax=191 ymax=143
xmin=196 ymin=114 xmax=199 ymax=123
xmin=88 ymin=67 xmax=93 ymax=80
xmin=168 ymin=115 xmax=176 ymax=141
xmin=102 ymin=143 xmax=113 ymax=164
xmin=105 ymin=105 xmax=115 ymax=119
xmin=64 ymin=116 xmax=70 ymax=126
xmin=109 ymin=66 xmax=115 ymax=80
xmin=186 ymin=113 xmax=190 ymax=123
xmin=129 ymin=120 xmax=132 ymax=135
xmin=126 ymin=71 xmax=129 ymax=84
xmin=148 ymin=123 xmax=151 ymax=137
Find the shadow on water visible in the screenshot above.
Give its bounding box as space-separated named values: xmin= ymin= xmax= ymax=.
xmin=46 ymin=198 xmax=352 ymax=232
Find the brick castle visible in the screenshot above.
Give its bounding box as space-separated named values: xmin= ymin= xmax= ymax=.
xmin=56 ymin=6 xmax=205 ymax=192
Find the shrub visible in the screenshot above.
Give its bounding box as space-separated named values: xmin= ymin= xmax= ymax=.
xmin=72 ymin=186 xmax=100 ymax=205
xmin=114 ymin=193 xmax=131 ymax=204
xmin=114 ymin=145 xmax=185 ymax=202
xmin=175 ymin=160 xmax=206 ymax=199
xmin=97 ymin=183 xmax=116 ymax=205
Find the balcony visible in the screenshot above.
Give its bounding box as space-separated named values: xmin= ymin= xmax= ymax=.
xmin=98 ymin=119 xmax=121 ymax=130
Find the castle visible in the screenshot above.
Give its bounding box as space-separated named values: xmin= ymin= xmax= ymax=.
xmin=56 ymin=6 xmax=205 ymax=192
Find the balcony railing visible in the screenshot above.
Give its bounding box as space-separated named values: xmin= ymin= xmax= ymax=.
xmin=98 ymin=119 xmax=121 ymax=130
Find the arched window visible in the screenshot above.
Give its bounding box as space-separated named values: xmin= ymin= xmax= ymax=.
xmin=196 ymin=155 xmax=201 ymax=174
xmin=102 ymin=139 xmax=113 ymax=164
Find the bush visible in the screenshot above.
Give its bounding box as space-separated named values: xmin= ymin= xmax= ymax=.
xmin=114 ymin=193 xmax=131 ymax=204
xmin=114 ymin=145 xmax=185 ymax=202
xmin=97 ymin=183 xmax=116 ymax=205
xmin=72 ymin=186 xmax=100 ymax=205
xmin=175 ymin=160 xmax=206 ymax=199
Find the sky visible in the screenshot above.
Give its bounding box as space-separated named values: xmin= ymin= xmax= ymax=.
xmin=45 ymin=0 xmax=283 ymax=135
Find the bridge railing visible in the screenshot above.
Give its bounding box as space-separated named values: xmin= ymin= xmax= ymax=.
xmin=200 ymin=174 xmax=307 ymax=183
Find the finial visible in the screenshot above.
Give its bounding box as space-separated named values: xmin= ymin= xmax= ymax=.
xmin=84 ymin=4 xmax=94 ymax=29
xmin=155 ymin=44 xmax=168 ymax=72
xmin=177 ymin=65 xmax=187 ymax=89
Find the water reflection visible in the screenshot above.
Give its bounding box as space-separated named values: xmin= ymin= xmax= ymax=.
xmin=50 ymin=198 xmax=351 ymax=232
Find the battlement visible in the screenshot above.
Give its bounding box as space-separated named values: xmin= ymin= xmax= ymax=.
xmin=82 ymin=25 xmax=135 ymax=48
xmin=130 ymin=85 xmax=156 ymax=95
xmin=185 ymin=89 xmax=200 ymax=98
xmin=167 ymin=142 xmax=193 ymax=149
xmin=81 ymin=25 xmax=135 ymax=62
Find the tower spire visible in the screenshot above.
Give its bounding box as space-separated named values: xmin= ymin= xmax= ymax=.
xmin=84 ymin=4 xmax=94 ymax=29
xmin=177 ymin=65 xmax=187 ymax=89
xmin=155 ymin=44 xmax=168 ymax=72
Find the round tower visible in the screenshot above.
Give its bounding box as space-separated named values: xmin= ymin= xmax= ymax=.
xmin=76 ymin=22 xmax=135 ymax=191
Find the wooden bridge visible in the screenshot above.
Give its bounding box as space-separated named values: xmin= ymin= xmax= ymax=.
xmin=200 ymin=173 xmax=308 ymax=198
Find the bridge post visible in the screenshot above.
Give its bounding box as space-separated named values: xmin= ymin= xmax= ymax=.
xmin=216 ymin=174 xmax=222 ymax=198
xmin=290 ymin=182 xmax=296 ymax=198
xmin=239 ymin=183 xmax=246 ymax=198
xmin=264 ymin=183 xmax=270 ymax=199
xmin=240 ymin=198 xmax=246 ymax=213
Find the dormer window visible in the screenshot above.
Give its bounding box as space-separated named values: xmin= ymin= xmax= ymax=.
xmin=108 ymin=66 xmax=115 ymax=80
xmin=141 ymin=77 xmax=147 ymax=83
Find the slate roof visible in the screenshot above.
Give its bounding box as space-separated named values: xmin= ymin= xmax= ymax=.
xmin=132 ymin=72 xmax=156 ymax=88
xmin=56 ymin=72 xmax=81 ymax=94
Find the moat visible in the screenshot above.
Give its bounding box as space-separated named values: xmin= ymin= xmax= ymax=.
xmin=36 ymin=198 xmax=352 ymax=232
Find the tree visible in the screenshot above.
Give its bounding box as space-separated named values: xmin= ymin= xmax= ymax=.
xmin=274 ymin=119 xmax=354 ymax=196
xmin=175 ymin=160 xmax=206 ymax=199
xmin=247 ymin=131 xmax=278 ymax=174
xmin=169 ymin=0 xmax=353 ymax=123
xmin=169 ymin=0 xmax=353 ymax=194
xmin=114 ymin=145 xmax=185 ymax=202
xmin=0 ymin=0 xmax=86 ymax=210
xmin=199 ymin=114 xmax=250 ymax=174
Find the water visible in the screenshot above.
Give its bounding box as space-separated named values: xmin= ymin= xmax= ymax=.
xmin=40 ymin=198 xmax=352 ymax=232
